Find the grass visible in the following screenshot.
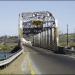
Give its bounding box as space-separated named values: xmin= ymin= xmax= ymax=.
xmin=59 ymin=42 xmax=75 ymax=47
xmin=0 ymin=43 xmax=18 ymax=52
xmin=59 ymin=33 xmax=75 ymax=47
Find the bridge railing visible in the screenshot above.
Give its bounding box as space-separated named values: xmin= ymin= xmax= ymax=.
xmin=0 ymin=49 xmax=23 ymax=66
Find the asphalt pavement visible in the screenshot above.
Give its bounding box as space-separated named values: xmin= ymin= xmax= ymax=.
xmin=24 ymin=46 xmax=75 ymax=74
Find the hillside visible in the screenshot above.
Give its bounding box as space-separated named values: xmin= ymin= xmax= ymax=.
xmin=0 ymin=36 xmax=19 ymax=52
xmin=59 ymin=33 xmax=75 ymax=47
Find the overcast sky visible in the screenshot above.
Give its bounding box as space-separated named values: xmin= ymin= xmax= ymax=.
xmin=0 ymin=1 xmax=75 ymax=36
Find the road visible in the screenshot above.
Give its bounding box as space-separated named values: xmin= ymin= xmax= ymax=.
xmin=24 ymin=46 xmax=75 ymax=74
xmin=0 ymin=45 xmax=75 ymax=74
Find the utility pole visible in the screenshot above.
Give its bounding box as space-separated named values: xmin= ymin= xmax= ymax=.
xmin=67 ymin=24 xmax=69 ymax=47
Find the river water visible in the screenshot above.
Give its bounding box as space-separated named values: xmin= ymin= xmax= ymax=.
xmin=0 ymin=52 xmax=14 ymax=61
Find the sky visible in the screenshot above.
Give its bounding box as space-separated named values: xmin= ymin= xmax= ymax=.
xmin=0 ymin=1 xmax=75 ymax=36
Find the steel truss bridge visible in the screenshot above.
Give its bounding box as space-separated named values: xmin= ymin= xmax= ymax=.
xmin=19 ymin=11 xmax=59 ymax=51
xmin=1 ymin=11 xmax=75 ymax=75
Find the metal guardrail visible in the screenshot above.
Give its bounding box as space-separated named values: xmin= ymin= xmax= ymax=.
xmin=0 ymin=49 xmax=23 ymax=66
xmin=64 ymin=48 xmax=75 ymax=54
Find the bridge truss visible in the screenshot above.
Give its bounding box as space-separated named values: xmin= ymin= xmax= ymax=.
xmin=19 ymin=11 xmax=59 ymax=51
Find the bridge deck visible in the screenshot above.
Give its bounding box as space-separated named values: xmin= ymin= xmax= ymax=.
xmin=0 ymin=46 xmax=75 ymax=74
xmin=24 ymin=46 xmax=75 ymax=74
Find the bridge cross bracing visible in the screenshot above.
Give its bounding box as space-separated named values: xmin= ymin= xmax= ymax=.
xmin=19 ymin=11 xmax=59 ymax=51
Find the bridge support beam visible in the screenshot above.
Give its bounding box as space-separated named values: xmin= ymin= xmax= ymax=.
xmin=50 ymin=27 xmax=59 ymax=51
